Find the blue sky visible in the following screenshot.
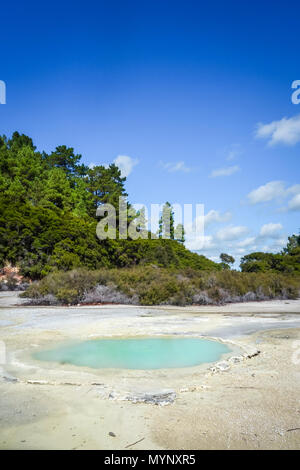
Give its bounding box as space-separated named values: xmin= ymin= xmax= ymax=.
xmin=0 ymin=0 xmax=299 ymax=265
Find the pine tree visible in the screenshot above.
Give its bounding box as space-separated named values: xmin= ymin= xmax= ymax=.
xmin=158 ymin=202 xmax=175 ymax=239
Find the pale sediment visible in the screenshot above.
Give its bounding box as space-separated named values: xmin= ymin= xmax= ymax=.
xmin=0 ymin=292 xmax=300 ymax=450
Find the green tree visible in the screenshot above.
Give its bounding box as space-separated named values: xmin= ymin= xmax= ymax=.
xmin=87 ymin=164 xmax=127 ymax=211
xmin=42 ymin=168 xmax=73 ymax=210
xmin=158 ymin=202 xmax=175 ymax=239
xmin=220 ymin=253 xmax=235 ymax=269
xmin=128 ymin=206 xmax=149 ymax=240
xmin=0 ymin=132 xmax=221 ymax=278
xmin=45 ymin=145 xmax=87 ymax=177
xmin=283 ymin=233 xmax=300 ymax=254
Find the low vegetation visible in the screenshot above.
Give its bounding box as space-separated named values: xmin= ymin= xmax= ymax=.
xmin=21 ymin=266 xmax=300 ymax=306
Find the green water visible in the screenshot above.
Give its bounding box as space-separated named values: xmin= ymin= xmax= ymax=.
xmin=33 ymin=337 xmax=231 ymax=370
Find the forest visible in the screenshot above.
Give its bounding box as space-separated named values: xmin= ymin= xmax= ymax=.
xmin=0 ymin=132 xmax=299 ymax=305
xmin=0 ymin=132 xmax=218 ymax=279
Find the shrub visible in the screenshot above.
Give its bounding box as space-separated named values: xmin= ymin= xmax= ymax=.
xmin=22 ymin=265 xmax=300 ymax=306
xmin=23 ymin=294 xmax=58 ymax=305
xmin=82 ymin=284 xmax=137 ymax=304
xmin=56 ymin=288 xmax=79 ymax=304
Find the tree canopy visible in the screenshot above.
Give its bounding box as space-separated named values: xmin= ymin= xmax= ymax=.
xmin=220 ymin=253 xmax=235 ymax=270
xmin=240 ymin=236 xmax=300 ymax=274
xmin=0 ymin=132 xmax=219 ymax=278
xmin=1 ymin=132 xmax=298 ymax=279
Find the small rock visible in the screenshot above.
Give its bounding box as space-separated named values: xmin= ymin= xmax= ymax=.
xmin=229 ymin=356 xmax=242 ymax=364
xmin=127 ymin=390 xmax=176 ymax=406
xmin=216 ymin=361 xmax=230 ymax=371
xmin=109 ymin=432 xmax=116 ymax=437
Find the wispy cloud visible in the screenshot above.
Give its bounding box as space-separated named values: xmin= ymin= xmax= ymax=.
xmin=159 ymin=160 xmax=191 ymax=173
xmin=256 ymin=114 xmax=300 ymax=146
xmin=237 ymin=237 xmax=256 ymax=248
xmin=216 ymin=225 xmax=248 ymax=241
xmin=204 ymin=210 xmax=232 ymax=227
xmin=226 ymin=143 xmax=243 ymax=161
xmin=210 ymin=165 xmax=240 ymax=178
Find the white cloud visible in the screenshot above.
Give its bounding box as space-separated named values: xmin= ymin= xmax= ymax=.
xmin=260 ymin=238 xmax=287 ymax=254
xmin=259 ymin=223 xmax=283 ymax=238
xmin=256 ymin=114 xmax=300 ymax=146
xmin=209 ymin=255 xmax=221 ymax=262
xmin=272 ymin=237 xmax=288 ymax=248
xmin=285 ymin=184 xmax=300 ymax=211
xmin=187 ymin=225 xmax=289 ymax=269
xmin=184 ymin=209 xmax=232 ymax=251
xmin=270 ymin=238 xmax=288 ymax=253
xmin=247 ymin=180 xmax=300 ymax=211
xmin=235 ymin=248 xmax=247 ymax=254
xmin=210 ymin=165 xmax=240 ymax=178
xmin=216 ymin=225 xmax=248 ymax=241
xmin=113 ymin=155 xmax=138 ymax=177
xmin=247 ymin=181 xmax=286 ymax=204
xmin=287 ymin=193 xmax=300 ymax=211
xmin=237 ymin=237 xmax=256 ymax=247
xmin=204 ymin=210 xmax=232 ymax=227
xmin=185 ymin=234 xmax=215 ymax=251
xmin=287 ymin=184 xmax=300 ymax=195
xmin=160 ymin=161 xmax=191 ymax=173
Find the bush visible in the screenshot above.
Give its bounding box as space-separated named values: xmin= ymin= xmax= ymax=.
xmin=22 ymin=294 xmax=58 ymax=305
xmin=82 ymin=284 xmax=137 ymax=304
xmin=56 ymin=288 xmax=79 ymax=304
xmin=22 ymin=266 xmax=300 ymax=306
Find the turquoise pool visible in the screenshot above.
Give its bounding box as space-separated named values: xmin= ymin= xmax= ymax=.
xmin=33 ymin=337 xmax=231 ymax=370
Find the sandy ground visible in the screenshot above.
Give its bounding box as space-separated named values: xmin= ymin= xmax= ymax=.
xmin=0 ymin=292 xmax=300 ymax=450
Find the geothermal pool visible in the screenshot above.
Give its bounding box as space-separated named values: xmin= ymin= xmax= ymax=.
xmin=33 ymin=336 xmax=231 ymax=370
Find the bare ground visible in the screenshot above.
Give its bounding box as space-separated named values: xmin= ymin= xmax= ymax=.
xmin=0 ymin=292 xmax=299 ymax=450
